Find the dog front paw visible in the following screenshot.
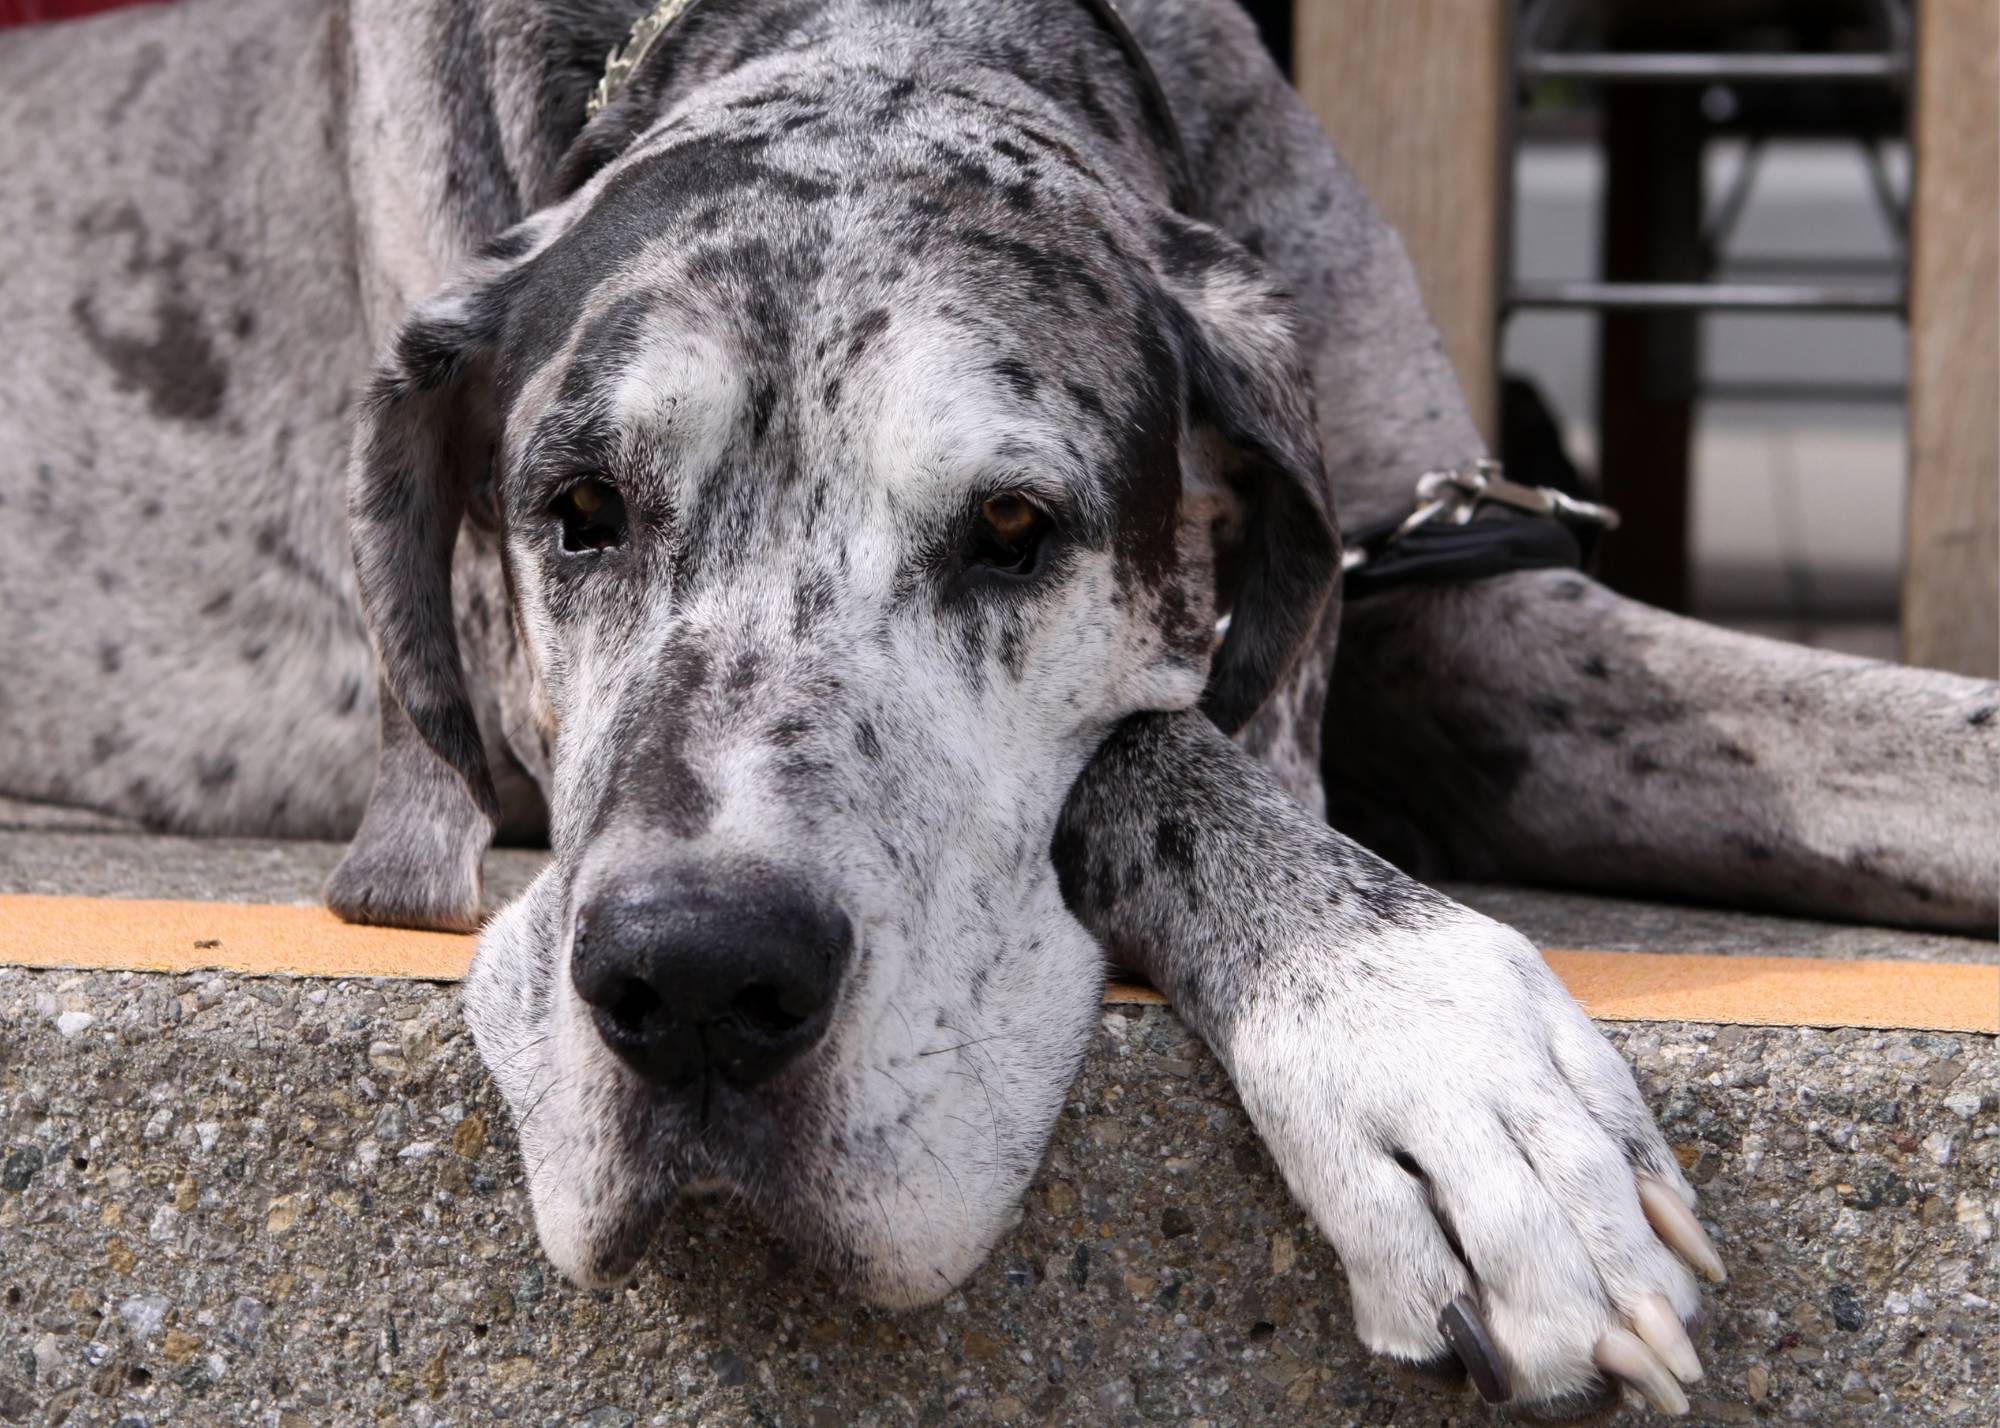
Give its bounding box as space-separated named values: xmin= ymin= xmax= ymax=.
xmin=1227 ymin=912 xmax=1723 ymax=1416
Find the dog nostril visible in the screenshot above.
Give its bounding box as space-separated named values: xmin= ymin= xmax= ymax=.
xmin=729 ymin=983 xmax=812 ymax=1037
xmin=602 ymin=976 xmax=662 ymax=1033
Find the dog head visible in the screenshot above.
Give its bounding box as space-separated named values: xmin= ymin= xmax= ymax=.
xmin=327 ymin=36 xmax=1335 ymax=1301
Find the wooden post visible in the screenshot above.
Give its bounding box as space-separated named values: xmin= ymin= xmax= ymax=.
xmin=1594 ymin=85 xmax=1704 ymax=614
xmin=1293 ymin=0 xmax=1509 ymax=445
xmin=1904 ymin=0 xmax=1999 ymax=677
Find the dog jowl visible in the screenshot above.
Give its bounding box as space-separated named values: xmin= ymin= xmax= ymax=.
xmin=328 ymin=49 xmax=1334 ymax=1300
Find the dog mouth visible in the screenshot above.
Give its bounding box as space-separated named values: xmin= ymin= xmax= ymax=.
xmin=499 ymin=986 xmax=1082 ymax=1304
xmin=470 ymin=861 xmax=1109 ymax=1303
xmin=511 ymin=1072 xmax=801 ymax=1286
xmin=517 ymin=1066 xmax=934 ymax=1297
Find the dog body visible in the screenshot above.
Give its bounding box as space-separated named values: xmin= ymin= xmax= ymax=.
xmin=4 ymin=0 xmax=1995 ymax=1413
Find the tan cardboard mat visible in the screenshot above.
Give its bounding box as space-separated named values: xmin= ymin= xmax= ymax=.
xmin=0 ymin=893 xmax=1995 ymax=1034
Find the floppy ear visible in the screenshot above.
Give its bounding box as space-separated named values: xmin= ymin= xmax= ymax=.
xmin=1155 ymin=215 xmax=1342 ymax=735
xmin=324 ymin=261 xmax=524 ymax=931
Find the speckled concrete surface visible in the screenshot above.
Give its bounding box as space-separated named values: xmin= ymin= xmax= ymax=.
xmin=1 ymin=818 xmax=1996 ymax=1426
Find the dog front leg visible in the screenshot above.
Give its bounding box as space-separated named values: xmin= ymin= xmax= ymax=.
xmin=1326 ymin=571 xmax=2000 ymax=933
xmin=1056 ymin=710 xmax=1723 ymax=1415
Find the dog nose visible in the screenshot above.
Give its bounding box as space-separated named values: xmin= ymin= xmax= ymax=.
xmin=571 ymin=876 xmax=852 ymax=1089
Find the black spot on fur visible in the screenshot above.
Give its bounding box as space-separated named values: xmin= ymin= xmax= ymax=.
xmin=767 ymin=716 xmax=812 ymax=747
xmin=993 ymin=358 xmax=1038 ymax=401
xmin=1064 ymin=380 xmax=1105 ymax=417
xmin=196 ymin=754 xmax=238 ymax=790
xmin=1970 ymin=705 xmax=1996 ymax=727
xmin=72 ymin=293 xmax=227 ymax=423
xmin=877 ymin=76 xmax=918 ymax=118
xmin=726 ymin=651 xmax=762 ymax=695
xmin=611 ymin=642 xmax=716 ymax=840
xmin=845 ymin=308 xmax=891 ymax=364
xmin=948 ymin=152 xmax=995 ymax=190
xmin=750 ymin=379 xmax=779 ymax=443
xmin=956 ymin=229 xmax=1110 ymax=308
xmin=1151 ymin=211 xmax=1239 ymax=281
xmin=1154 ymin=817 xmax=1197 ymax=872
xmin=105 ymin=42 xmax=163 ymax=126
xmin=97 ymin=643 xmax=122 ymax=674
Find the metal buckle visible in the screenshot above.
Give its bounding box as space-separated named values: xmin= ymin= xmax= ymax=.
xmin=1342 ymin=459 xmax=1621 ymax=574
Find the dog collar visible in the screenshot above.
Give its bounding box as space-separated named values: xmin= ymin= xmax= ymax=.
xmin=586 ymin=0 xmax=1199 ymax=214
xmin=586 ymin=0 xmax=702 ymax=119
xmin=1340 ymin=460 xmax=1623 ymax=598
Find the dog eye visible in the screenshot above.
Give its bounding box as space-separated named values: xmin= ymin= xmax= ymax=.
xmin=550 ymin=478 xmax=628 ymax=554
xmin=968 ymin=494 xmax=1048 ymax=576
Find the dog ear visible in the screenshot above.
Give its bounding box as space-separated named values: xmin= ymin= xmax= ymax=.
xmin=1154 ymin=214 xmax=1341 ymax=735
xmin=324 ymin=258 xmax=526 ymax=932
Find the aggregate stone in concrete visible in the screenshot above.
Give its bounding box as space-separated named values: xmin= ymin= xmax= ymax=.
xmin=1 ymin=963 xmax=1995 ymax=1427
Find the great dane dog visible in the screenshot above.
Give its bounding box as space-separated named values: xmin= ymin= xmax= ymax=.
xmin=3 ymin=0 xmax=1995 ymax=1415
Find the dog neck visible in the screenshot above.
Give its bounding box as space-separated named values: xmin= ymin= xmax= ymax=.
xmin=559 ymin=0 xmax=1196 ymax=212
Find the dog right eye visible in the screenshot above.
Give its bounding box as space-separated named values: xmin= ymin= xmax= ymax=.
xmin=967 ymin=493 xmax=1049 ymax=578
xmin=550 ymin=478 xmax=628 ymax=554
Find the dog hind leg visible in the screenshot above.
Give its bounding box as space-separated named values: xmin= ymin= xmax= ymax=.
xmin=1328 ymin=572 xmax=2000 ymax=933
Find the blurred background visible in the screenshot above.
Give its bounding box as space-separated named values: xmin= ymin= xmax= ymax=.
xmin=7 ymin=0 xmax=1995 ymax=672
xmin=1262 ymin=0 xmax=1997 ymax=675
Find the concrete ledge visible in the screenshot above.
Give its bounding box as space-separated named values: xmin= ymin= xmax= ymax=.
xmin=0 ymin=822 xmax=1995 ymax=1425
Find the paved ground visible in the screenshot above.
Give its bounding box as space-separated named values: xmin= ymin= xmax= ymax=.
xmin=0 ymin=802 xmax=1995 ymax=1427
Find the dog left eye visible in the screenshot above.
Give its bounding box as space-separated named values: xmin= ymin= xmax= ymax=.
xmin=550 ymin=478 xmax=628 ymax=554
xmin=968 ymin=494 xmax=1048 ymax=576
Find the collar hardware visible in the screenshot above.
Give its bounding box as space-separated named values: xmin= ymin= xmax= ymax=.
xmin=1345 ymin=458 xmax=1621 ymax=574
xmin=1338 ymin=459 xmax=1623 ymax=598
xmin=587 ymin=0 xmax=705 ymax=119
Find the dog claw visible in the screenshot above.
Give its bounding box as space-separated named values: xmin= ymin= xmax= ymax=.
xmin=1437 ymin=1294 xmax=1511 ymax=1404
xmin=1632 ymin=1292 xmax=1703 ymax=1383
xmin=1595 ymin=1326 xmax=1690 ymax=1416
xmin=1638 ymin=1177 xmax=1726 ymax=1283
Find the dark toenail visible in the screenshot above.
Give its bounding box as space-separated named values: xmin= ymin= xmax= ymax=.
xmin=1439 ymin=1294 xmax=1512 ymax=1404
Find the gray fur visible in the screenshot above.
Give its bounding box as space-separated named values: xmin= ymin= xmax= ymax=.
xmin=3 ymin=0 xmax=1994 ymax=1415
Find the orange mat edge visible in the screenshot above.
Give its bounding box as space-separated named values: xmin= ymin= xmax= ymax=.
xmin=1 ymin=893 xmax=1995 ymax=1033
